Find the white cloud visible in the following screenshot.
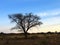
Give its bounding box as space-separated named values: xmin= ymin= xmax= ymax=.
xmin=35 ymin=9 xmax=60 ymax=26
xmin=41 ymin=15 xmax=60 ymax=26
xmin=36 ymin=9 xmax=60 ymax=17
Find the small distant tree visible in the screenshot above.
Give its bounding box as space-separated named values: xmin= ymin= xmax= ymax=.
xmin=0 ymin=32 xmax=4 ymax=34
xmin=8 ymin=13 xmax=42 ymax=38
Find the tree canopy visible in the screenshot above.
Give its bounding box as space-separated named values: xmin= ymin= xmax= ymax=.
xmin=8 ymin=13 xmax=42 ymax=38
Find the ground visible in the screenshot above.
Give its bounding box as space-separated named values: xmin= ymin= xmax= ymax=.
xmin=0 ymin=33 xmax=60 ymax=45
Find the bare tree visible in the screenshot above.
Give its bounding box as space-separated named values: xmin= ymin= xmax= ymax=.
xmin=8 ymin=13 xmax=42 ymax=38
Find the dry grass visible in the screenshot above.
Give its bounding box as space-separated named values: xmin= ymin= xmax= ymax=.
xmin=0 ymin=33 xmax=60 ymax=45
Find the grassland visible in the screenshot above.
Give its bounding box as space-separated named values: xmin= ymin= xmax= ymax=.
xmin=0 ymin=33 xmax=60 ymax=45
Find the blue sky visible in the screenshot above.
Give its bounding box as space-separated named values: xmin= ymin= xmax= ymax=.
xmin=0 ymin=0 xmax=60 ymax=33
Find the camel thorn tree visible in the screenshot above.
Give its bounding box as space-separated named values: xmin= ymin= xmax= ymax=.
xmin=8 ymin=13 xmax=42 ymax=38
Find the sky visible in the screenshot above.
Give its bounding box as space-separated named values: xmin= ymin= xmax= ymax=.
xmin=0 ymin=0 xmax=60 ymax=33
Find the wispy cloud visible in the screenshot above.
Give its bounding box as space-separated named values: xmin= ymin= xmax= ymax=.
xmin=36 ymin=9 xmax=60 ymax=25
xmin=42 ymin=16 xmax=60 ymax=25
xmin=36 ymin=9 xmax=60 ymax=17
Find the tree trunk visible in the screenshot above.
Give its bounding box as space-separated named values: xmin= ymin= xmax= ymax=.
xmin=24 ymin=32 xmax=28 ymax=39
xmin=23 ymin=28 xmax=28 ymax=39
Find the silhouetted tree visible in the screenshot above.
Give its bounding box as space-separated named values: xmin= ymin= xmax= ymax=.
xmin=0 ymin=32 xmax=4 ymax=34
xmin=8 ymin=13 xmax=42 ymax=38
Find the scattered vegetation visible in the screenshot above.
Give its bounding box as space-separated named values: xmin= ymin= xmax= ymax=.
xmin=0 ymin=32 xmax=60 ymax=45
